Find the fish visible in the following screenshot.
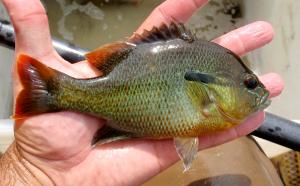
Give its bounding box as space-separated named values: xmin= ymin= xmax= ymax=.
xmin=14 ymin=22 xmax=270 ymax=171
xmin=272 ymin=150 xmax=300 ymax=186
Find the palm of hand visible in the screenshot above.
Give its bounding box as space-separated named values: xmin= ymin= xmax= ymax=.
xmin=2 ymin=0 xmax=283 ymax=185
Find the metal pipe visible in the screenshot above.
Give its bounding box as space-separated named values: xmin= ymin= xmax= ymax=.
xmin=0 ymin=19 xmax=88 ymax=63
xmin=252 ymin=113 xmax=300 ymax=151
xmin=1 ymin=19 xmax=299 ymax=150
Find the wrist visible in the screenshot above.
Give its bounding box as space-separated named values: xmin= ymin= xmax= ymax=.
xmin=0 ymin=142 xmax=54 ymax=186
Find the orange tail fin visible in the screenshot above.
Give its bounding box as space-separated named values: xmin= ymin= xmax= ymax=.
xmin=14 ymin=55 xmax=60 ymax=119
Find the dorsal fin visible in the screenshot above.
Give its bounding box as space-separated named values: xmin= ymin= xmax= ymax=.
xmin=85 ymin=42 xmax=133 ymax=76
xmin=129 ymin=21 xmax=196 ymax=44
xmin=85 ymin=22 xmax=195 ymax=75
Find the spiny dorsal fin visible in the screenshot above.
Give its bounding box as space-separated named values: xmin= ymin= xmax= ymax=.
xmin=85 ymin=42 xmax=133 ymax=76
xmin=85 ymin=22 xmax=195 ymax=75
xmin=129 ymin=21 xmax=196 ymax=44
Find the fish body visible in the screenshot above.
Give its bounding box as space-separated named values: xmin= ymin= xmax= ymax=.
xmin=55 ymin=39 xmax=253 ymax=137
xmin=14 ymin=22 xmax=270 ymax=170
xmin=272 ymin=151 xmax=300 ymax=186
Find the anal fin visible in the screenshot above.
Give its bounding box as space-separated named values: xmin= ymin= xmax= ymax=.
xmin=174 ymin=137 xmax=199 ymax=172
xmin=92 ymin=125 xmax=133 ymax=146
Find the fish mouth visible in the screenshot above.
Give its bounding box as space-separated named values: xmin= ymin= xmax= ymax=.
xmin=258 ymin=92 xmax=271 ymax=110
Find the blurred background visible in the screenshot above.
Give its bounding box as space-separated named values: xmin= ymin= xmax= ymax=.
xmin=0 ymin=0 xmax=299 ymax=185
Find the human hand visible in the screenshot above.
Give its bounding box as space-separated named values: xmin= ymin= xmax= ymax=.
xmin=0 ymin=0 xmax=283 ymax=185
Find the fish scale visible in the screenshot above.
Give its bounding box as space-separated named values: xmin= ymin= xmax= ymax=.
xmin=14 ymin=22 xmax=270 ymax=170
xmin=37 ymin=38 xmax=265 ymax=139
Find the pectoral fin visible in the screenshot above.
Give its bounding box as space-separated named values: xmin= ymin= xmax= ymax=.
xmin=184 ymin=70 xmax=215 ymax=84
xmin=174 ymin=137 xmax=199 ymax=172
xmin=184 ymin=70 xmax=232 ymax=87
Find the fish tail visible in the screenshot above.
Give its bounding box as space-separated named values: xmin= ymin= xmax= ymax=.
xmin=14 ymin=54 xmax=61 ymax=119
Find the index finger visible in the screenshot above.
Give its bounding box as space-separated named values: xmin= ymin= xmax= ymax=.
xmin=136 ymin=0 xmax=208 ymax=33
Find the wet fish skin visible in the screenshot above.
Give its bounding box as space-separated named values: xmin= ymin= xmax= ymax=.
xmin=14 ymin=21 xmax=270 ymax=139
xmin=15 ymin=38 xmax=268 ymax=138
xmin=14 ymin=22 xmax=271 ymax=171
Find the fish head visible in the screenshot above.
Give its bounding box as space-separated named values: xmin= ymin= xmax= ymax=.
xmin=205 ymin=71 xmax=270 ymax=123
xmin=184 ymin=69 xmax=270 ymax=123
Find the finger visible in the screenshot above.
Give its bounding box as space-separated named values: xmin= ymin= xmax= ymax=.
xmin=2 ymin=0 xmax=54 ymax=57
xmin=72 ymin=61 xmax=102 ymax=78
xmin=259 ymin=73 xmax=284 ymax=97
xmin=213 ymin=21 xmax=274 ymax=56
xmin=136 ymin=0 xmax=208 ymax=33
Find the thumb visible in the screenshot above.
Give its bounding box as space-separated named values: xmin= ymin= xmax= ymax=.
xmin=2 ymin=0 xmax=54 ymax=58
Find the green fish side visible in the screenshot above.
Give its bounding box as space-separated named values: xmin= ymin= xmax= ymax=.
xmin=14 ymin=22 xmax=270 ymax=172
xmin=14 ymin=31 xmax=268 ymax=139
xmin=51 ymin=40 xmax=240 ymax=138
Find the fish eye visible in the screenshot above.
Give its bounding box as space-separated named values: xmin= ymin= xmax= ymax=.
xmin=244 ymin=74 xmax=258 ymax=90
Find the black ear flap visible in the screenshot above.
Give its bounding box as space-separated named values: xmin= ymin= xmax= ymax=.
xmin=184 ymin=71 xmax=215 ymax=84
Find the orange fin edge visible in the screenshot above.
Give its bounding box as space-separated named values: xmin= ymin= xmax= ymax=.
xmin=14 ymin=54 xmax=60 ymax=119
